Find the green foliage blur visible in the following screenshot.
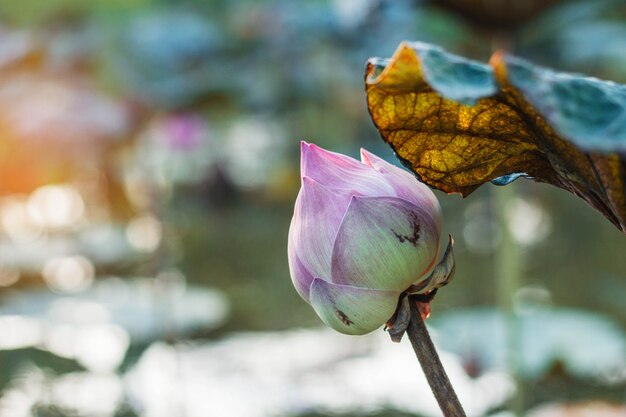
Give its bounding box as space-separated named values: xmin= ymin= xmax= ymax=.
xmin=0 ymin=0 xmax=624 ymax=416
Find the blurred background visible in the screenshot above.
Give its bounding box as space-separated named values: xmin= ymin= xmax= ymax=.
xmin=0 ymin=0 xmax=624 ymax=416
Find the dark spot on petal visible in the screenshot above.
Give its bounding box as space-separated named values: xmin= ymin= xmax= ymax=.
xmin=392 ymin=212 xmax=421 ymax=247
xmin=336 ymin=309 xmax=354 ymax=326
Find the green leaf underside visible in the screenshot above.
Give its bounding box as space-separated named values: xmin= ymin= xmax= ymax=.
xmin=366 ymin=41 xmax=626 ymax=233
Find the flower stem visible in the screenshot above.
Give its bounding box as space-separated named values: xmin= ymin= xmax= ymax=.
xmin=406 ymin=295 xmax=467 ymax=417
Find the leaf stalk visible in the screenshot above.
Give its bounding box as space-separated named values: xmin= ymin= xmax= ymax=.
xmin=406 ymin=295 xmax=467 ymax=417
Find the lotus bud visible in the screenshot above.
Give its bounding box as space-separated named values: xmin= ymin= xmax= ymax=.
xmin=288 ymin=142 xmax=443 ymax=335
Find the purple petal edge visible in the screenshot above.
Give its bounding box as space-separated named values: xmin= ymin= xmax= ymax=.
xmin=360 ymin=148 xmax=441 ymax=230
xmin=289 ymin=176 xmax=354 ymax=281
xmin=300 ymin=141 xmax=395 ymax=196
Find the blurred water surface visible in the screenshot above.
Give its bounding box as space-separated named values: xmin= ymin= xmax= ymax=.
xmin=0 ymin=0 xmax=625 ymax=416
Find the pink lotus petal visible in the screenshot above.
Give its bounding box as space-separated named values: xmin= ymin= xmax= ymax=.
xmin=360 ymin=148 xmax=441 ymax=231
xmin=287 ymin=218 xmax=315 ymax=301
xmin=309 ymin=278 xmax=400 ymax=335
xmin=331 ymin=195 xmax=439 ymax=292
xmin=289 ymin=176 xmax=353 ymax=280
xmin=301 ymin=141 xmax=394 ymax=196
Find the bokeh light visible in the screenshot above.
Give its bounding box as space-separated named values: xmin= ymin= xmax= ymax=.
xmin=126 ymin=215 xmax=162 ymax=253
xmin=0 ymin=1 xmax=624 ymax=416
xmin=42 ymin=256 xmax=95 ymax=293
xmin=26 ymin=184 xmax=85 ymax=231
xmin=1 ymin=197 xmax=43 ymax=242
xmin=0 ymin=265 xmax=20 ymax=287
xmin=506 ymin=198 xmax=552 ymax=246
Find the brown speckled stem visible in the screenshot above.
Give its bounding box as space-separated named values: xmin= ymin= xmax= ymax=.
xmin=407 ymin=295 xmax=467 ymax=417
